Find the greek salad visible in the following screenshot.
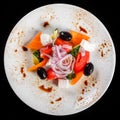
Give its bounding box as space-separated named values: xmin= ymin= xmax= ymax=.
xmin=27 ymin=29 xmax=94 ymax=87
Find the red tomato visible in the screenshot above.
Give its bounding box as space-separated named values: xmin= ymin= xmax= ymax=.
xmin=47 ymin=68 xmax=57 ymax=80
xmin=55 ymin=38 xmax=73 ymax=52
xmin=40 ymin=44 xmax=52 ymax=55
xmin=74 ymin=51 xmax=90 ymax=73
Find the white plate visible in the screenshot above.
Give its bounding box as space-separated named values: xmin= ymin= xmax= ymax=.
xmin=4 ymin=3 xmax=116 ymax=116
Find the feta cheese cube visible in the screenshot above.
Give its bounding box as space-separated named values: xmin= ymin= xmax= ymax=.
xmin=80 ymin=39 xmax=96 ymax=52
xmin=40 ymin=33 xmax=52 ymax=46
xmin=58 ymin=79 xmax=70 ymax=88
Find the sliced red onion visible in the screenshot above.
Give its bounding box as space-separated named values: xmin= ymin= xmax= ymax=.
xmin=51 ymin=53 xmax=74 ymax=78
xmin=62 ymin=44 xmax=72 ymax=50
xmin=56 ymin=45 xmax=61 ymax=58
xmin=56 ymin=55 xmax=73 ymax=70
xmin=43 ymin=44 xmax=74 ymax=79
xmin=71 ymin=57 xmax=75 ymax=71
xmin=41 ymin=53 xmax=52 ymax=58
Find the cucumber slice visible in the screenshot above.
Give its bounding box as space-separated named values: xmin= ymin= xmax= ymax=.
xmin=32 ymin=50 xmax=43 ymax=64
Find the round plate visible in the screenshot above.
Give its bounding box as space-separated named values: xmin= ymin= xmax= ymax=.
xmin=4 ymin=3 xmax=116 ymax=116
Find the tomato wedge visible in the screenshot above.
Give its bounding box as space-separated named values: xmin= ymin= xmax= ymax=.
xmin=47 ymin=68 xmax=57 ymax=80
xmin=40 ymin=44 xmax=52 ymax=55
xmin=74 ymin=51 xmax=90 ymax=73
xmin=55 ymin=38 xmax=73 ymax=52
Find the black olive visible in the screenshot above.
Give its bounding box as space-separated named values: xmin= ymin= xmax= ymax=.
xmin=84 ymin=62 xmax=94 ymax=76
xmin=59 ymin=31 xmax=72 ymax=41
xmin=37 ymin=67 xmax=47 ymax=79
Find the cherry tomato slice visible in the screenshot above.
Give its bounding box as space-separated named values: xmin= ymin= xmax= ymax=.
xmin=55 ymin=38 xmax=73 ymax=52
xmin=47 ymin=68 xmax=57 ymax=80
xmin=74 ymin=51 xmax=90 ymax=73
xmin=40 ymin=44 xmax=52 ymax=55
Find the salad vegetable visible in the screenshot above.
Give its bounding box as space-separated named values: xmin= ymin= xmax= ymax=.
xmin=28 ymin=56 xmax=48 ymax=71
xmin=74 ymin=51 xmax=90 ymax=73
xmin=51 ymin=28 xmax=59 ymax=40
xmin=66 ymin=71 xmax=76 ymax=80
xmin=47 ymin=68 xmax=57 ymax=80
xmin=27 ymin=29 xmax=94 ymax=87
xmin=27 ymin=32 xmax=43 ymax=50
xmin=37 ymin=67 xmax=47 ymax=79
xmin=32 ymin=50 xmax=43 ymax=64
xmin=70 ymin=30 xmax=90 ymax=46
xmin=70 ymin=45 xmax=80 ymax=57
xmin=70 ymin=70 xmax=84 ymax=85
xmin=84 ymin=62 xmax=94 ymax=76
xmin=59 ymin=31 xmax=72 ymax=41
xmin=55 ymin=37 xmax=73 ymax=52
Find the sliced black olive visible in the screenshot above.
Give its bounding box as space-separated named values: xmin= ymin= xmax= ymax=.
xmin=59 ymin=31 xmax=72 ymax=41
xmin=84 ymin=62 xmax=94 ymax=76
xmin=37 ymin=67 xmax=47 ymax=79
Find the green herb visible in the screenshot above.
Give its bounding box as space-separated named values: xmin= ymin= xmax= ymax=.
xmin=70 ymin=45 xmax=80 ymax=57
xmin=66 ymin=71 xmax=76 ymax=80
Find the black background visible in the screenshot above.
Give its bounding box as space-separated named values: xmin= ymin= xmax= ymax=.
xmin=1 ymin=0 xmax=120 ymax=119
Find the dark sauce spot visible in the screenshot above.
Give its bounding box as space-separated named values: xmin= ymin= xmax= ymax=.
xmin=43 ymin=21 xmax=49 ymax=27
xmin=20 ymin=67 xmax=24 ymax=73
xmin=84 ymin=80 xmax=88 ymax=86
xmin=101 ymin=50 xmax=104 ymax=57
xmin=79 ymin=26 xmax=87 ymax=33
xmin=14 ymin=49 xmax=17 ymax=52
xmin=20 ymin=67 xmax=26 ymax=78
xmin=82 ymin=89 xmax=85 ymax=94
xmin=23 ymin=73 xmax=26 ymax=78
xmin=22 ymin=46 xmax=28 ymax=51
xmin=50 ymin=101 xmax=54 ymax=104
xmin=39 ymin=85 xmax=52 ymax=93
xmin=78 ymin=96 xmax=83 ymax=101
xmin=92 ymin=83 xmax=95 ymax=87
xmin=55 ymin=97 xmax=62 ymax=102
xmin=98 ymin=41 xmax=112 ymax=58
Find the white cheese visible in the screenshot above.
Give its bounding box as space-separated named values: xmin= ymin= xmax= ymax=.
xmin=40 ymin=33 xmax=52 ymax=46
xmin=80 ymin=39 xmax=96 ymax=52
xmin=58 ymin=79 xmax=70 ymax=88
